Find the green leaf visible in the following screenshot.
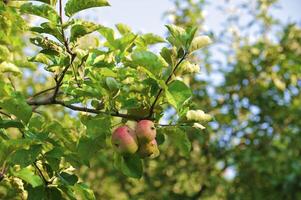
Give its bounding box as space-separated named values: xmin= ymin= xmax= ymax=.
xmin=12 ymin=167 xmax=43 ymax=188
xmin=185 ymin=26 xmax=198 ymax=49
xmin=29 ymin=186 xmax=64 ymax=200
xmin=160 ymin=47 xmax=176 ymax=66
xmin=116 ymin=23 xmax=132 ymax=35
xmin=48 ymin=187 xmax=64 ymax=200
xmin=166 ymin=80 xmax=192 ymax=110
xmin=30 ymin=37 xmax=63 ymax=54
xmin=131 ymin=50 xmax=168 ymax=76
xmin=65 ymin=0 xmax=110 ymax=17
xmin=120 ymin=98 xmax=140 ymax=110
xmin=101 ymin=32 xmax=137 ymax=52
xmin=31 ymin=0 xmax=51 ymax=4
xmin=113 ymin=33 xmax=137 ymax=52
xmin=80 ymin=115 xmax=111 ymax=139
xmin=44 ymin=147 xmax=63 ymax=171
xmin=165 ymin=24 xmax=186 ymax=48
xmin=0 ymin=92 xmax=32 ymax=123
xmin=0 ymin=45 xmax=10 ymax=61
xmin=189 ymin=35 xmax=212 ymax=52
xmin=99 ymin=27 xmax=137 ymax=52
xmin=29 ymin=52 xmax=53 ymax=65
xmin=76 ymin=136 xmax=105 ymax=166
xmin=73 ymin=183 xmax=96 ymax=200
xmin=0 ymin=120 xmax=24 ymax=129
xmin=166 ymin=25 xmax=201 ymax=50
xmin=166 ymin=24 xmax=186 ymax=38
xmin=30 ymin=22 xmax=63 ymax=43
xmin=59 ymin=185 xmax=77 ymax=200
xmin=141 ymin=33 xmax=165 ymax=44
xmin=26 ymin=185 xmax=46 ymax=200
xmin=27 ymin=184 xmax=62 ymax=200
xmin=0 ymin=61 xmax=22 ymax=76
xmin=166 ymin=127 xmax=191 ymax=157
xmin=114 ymin=154 xmax=143 ymax=178
xmin=0 ymin=139 xmax=37 ymax=166
xmin=135 ymin=33 xmax=165 ymax=49
xmin=105 ymin=77 xmax=119 ymax=92
xmin=45 ymin=121 xmax=75 ymax=148
xmin=99 ymin=68 xmax=117 ymax=77
xmin=20 ymin=3 xmax=60 ymax=23
xmin=31 ymin=0 xmax=57 ymax=5
xmin=0 ymin=80 xmax=14 ymax=98
xmin=59 ymin=172 xmax=78 ymax=185
xmin=70 ymin=20 xmax=100 ymax=42
xmin=87 ymin=49 xmax=115 ymax=68
xmin=10 ymin=145 xmax=42 ymax=167
xmin=98 ymin=26 xmax=115 ymax=44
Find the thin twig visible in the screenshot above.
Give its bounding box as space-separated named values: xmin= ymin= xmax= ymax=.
xmin=73 ymin=54 xmax=88 ymax=88
xmin=26 ymin=98 xmax=146 ymax=121
xmin=51 ymin=54 xmax=76 ymax=101
xmin=148 ymin=53 xmax=187 ymax=118
xmin=0 ymin=110 xmax=12 ymax=119
xmin=33 ymin=161 xmax=49 ymax=186
xmin=71 ymin=63 xmax=81 ymax=87
xmin=59 ymin=0 xmax=72 ymax=55
xmin=157 ymin=124 xmax=191 ymax=128
xmin=8 ymin=75 xmax=16 ymax=91
xmin=28 ymin=85 xmax=60 ymax=100
xmin=51 ymin=0 xmax=76 ymax=101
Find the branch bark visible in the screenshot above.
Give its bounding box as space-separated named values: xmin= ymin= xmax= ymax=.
xmin=27 ymin=98 xmax=146 ymax=121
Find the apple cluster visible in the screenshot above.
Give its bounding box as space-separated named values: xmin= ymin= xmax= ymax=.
xmin=111 ymin=120 xmax=159 ymax=158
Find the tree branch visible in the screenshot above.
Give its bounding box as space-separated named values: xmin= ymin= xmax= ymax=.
xmin=33 ymin=161 xmax=49 ymax=186
xmin=28 ymin=85 xmax=62 ymax=101
xmin=59 ymin=0 xmax=72 ymax=55
xmin=51 ymin=0 xmax=76 ymax=101
xmin=148 ymin=53 xmax=187 ymax=118
xmin=0 ymin=110 xmax=12 ymax=119
xmin=51 ymin=54 xmax=75 ymax=100
xmin=27 ymin=98 xmax=146 ymax=121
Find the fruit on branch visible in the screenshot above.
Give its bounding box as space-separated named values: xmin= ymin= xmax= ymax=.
xmin=111 ymin=126 xmax=138 ymax=154
xmin=135 ymin=120 xmax=156 ymax=143
xmin=138 ymin=139 xmax=160 ymax=158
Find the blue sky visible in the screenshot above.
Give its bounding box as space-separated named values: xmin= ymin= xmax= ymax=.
xmin=76 ymin=0 xmax=301 ymax=36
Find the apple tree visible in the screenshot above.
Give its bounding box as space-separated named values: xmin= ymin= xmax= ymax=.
xmin=0 ymin=0 xmax=213 ymax=199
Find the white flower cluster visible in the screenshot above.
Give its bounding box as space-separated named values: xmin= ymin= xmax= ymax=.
xmin=185 ymin=63 xmax=200 ymax=73
xmin=189 ymin=35 xmax=212 ymax=52
xmin=186 ymin=110 xmax=212 ymax=121
xmin=193 ymin=123 xmax=206 ymax=130
xmin=186 ymin=110 xmax=212 ymax=130
xmin=179 ymin=61 xmax=200 ymax=74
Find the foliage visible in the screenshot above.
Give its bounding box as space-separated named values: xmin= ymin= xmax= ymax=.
xmin=0 ymin=0 xmax=212 ymax=199
xmin=159 ymin=0 xmax=301 ymax=199
xmin=1 ymin=0 xmax=300 ymax=199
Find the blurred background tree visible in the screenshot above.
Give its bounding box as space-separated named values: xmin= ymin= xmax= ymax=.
xmin=72 ymin=1 xmax=301 ymax=199
xmin=73 ymin=0 xmax=301 ymax=199
xmin=162 ymin=0 xmax=301 ymax=199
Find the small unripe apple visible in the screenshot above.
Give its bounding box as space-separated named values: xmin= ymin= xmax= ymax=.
xmin=135 ymin=120 xmax=156 ymax=143
xmin=138 ymin=139 xmax=160 ymax=158
xmin=111 ymin=126 xmax=138 ymax=154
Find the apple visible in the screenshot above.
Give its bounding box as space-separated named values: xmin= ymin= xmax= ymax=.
xmin=111 ymin=126 xmax=138 ymax=154
xmin=135 ymin=120 xmax=156 ymax=143
xmin=138 ymin=139 xmax=160 ymax=158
